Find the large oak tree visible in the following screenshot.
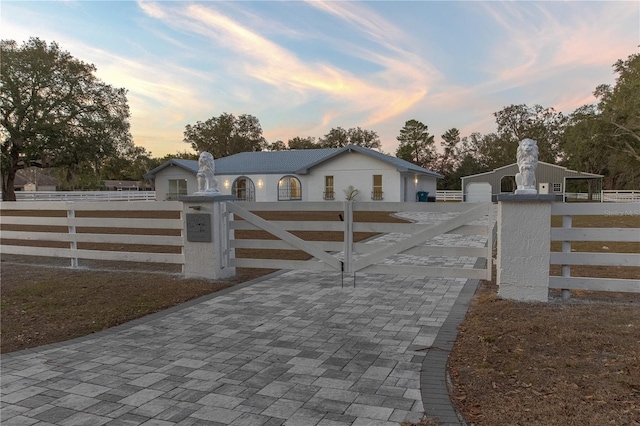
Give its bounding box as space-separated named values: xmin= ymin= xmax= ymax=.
xmin=319 ymin=126 xmax=381 ymax=149
xmin=184 ymin=113 xmax=266 ymax=158
xmin=594 ymin=53 xmax=640 ymax=162
xmin=1 ymin=38 xmax=131 ymax=200
xmin=561 ymin=53 xmax=640 ymax=189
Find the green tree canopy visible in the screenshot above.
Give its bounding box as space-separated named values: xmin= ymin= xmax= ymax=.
xmin=493 ymin=104 xmax=567 ymax=164
xmin=267 ymin=140 xmax=287 ymax=151
xmin=183 ymin=112 xmax=266 ymax=158
xmin=287 ymin=136 xmax=319 ymax=150
xmin=101 ymin=145 xmax=156 ymax=182
xmin=437 ymin=128 xmax=461 ymax=175
xmin=561 ymin=53 xmax=640 ymax=189
xmin=395 ymin=119 xmax=436 ymax=169
xmin=0 ymin=37 xmax=131 ymax=200
xmin=319 ymin=126 xmax=381 ymax=149
xmin=594 ymin=53 xmax=640 ymax=162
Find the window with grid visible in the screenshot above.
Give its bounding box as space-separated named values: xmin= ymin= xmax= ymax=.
xmin=278 ymin=176 xmax=302 ymax=200
xmin=553 ymin=182 xmax=562 ymax=193
xmin=324 ymin=176 xmax=334 ymax=200
xmin=232 ymin=177 xmax=255 ymax=201
xmin=167 ymin=179 xmax=188 ymax=200
xmin=372 ymin=175 xmax=383 ymax=200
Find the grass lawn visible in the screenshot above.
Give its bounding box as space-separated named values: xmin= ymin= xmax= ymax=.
xmin=1 ymin=210 xmax=638 ymax=425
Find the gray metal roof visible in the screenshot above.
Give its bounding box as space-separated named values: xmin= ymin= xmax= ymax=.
xmin=298 ymin=145 xmax=443 ymax=178
xmin=144 ymin=145 xmax=443 ymax=179
xmin=461 ymin=161 xmax=603 ymax=182
xmin=217 ymin=148 xmax=338 ymax=175
xmin=144 ymin=159 xmax=198 ymax=180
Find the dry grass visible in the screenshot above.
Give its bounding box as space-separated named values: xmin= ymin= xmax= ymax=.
xmin=448 ymin=278 xmax=640 ymax=426
xmin=0 ymin=265 xmax=240 ymax=353
xmin=407 ymin=214 xmax=640 ymax=426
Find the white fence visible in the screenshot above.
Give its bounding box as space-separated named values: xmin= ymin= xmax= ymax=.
xmin=4 ymin=198 xmax=636 ymax=299
xmin=436 ymin=190 xmax=463 ymax=201
xmin=564 ymin=190 xmax=640 ymax=202
xmin=0 ymin=201 xmax=183 ymax=268
xmin=13 ymin=191 xmax=156 ymax=201
xmin=8 ymin=189 xmax=637 ymax=203
xmin=549 ymin=202 xmax=640 ymax=295
xmin=601 ymin=190 xmax=640 ymax=202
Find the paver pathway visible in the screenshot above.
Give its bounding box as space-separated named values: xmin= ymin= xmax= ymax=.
xmin=2 ymin=211 xmax=491 ymax=425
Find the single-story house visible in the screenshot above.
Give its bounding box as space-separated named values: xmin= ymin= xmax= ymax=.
xmin=14 ymin=168 xmax=57 ymax=191
xmin=144 ymin=144 xmax=443 ymax=202
xmin=461 ymin=161 xmax=603 ymax=202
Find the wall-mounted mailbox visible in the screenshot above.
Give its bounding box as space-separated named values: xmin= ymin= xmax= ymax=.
xmin=186 ymin=213 xmax=212 ymax=242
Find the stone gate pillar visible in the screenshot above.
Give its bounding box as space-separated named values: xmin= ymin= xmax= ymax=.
xmin=179 ymin=194 xmax=235 ymax=280
xmin=497 ymin=194 xmax=555 ymax=302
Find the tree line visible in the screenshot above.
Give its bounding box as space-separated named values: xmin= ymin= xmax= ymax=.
xmin=2 ymin=37 xmax=638 ymax=200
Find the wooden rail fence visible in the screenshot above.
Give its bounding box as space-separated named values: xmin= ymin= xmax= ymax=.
xmin=0 ymin=201 xmax=184 ymax=268
xmin=550 ymin=202 xmax=640 ymax=295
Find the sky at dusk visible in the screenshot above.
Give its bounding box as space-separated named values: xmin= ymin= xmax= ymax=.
xmin=2 ymin=1 xmax=639 ymax=157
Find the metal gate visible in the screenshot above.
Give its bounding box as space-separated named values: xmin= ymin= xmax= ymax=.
xmin=226 ymin=201 xmax=494 ymax=281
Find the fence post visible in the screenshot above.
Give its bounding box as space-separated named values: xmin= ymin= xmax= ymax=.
xmin=179 ymin=194 xmax=236 ymax=280
xmin=496 ymin=194 xmax=555 ymax=302
xmin=343 ymin=201 xmax=353 ymax=274
xmin=67 ymin=207 xmax=78 ymax=268
xmin=561 ymin=215 xmax=572 ymax=301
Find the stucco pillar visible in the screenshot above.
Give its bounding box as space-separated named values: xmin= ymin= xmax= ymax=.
xmin=180 ymin=194 xmax=235 ymax=280
xmin=496 ymin=194 xmax=555 ymax=302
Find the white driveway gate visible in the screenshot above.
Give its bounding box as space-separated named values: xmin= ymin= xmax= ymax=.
xmin=226 ymin=201 xmax=494 ymax=282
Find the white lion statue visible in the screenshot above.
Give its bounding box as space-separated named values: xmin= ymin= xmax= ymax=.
xmin=515 ymin=138 xmax=538 ymax=194
xmin=195 ymin=151 xmax=219 ymax=194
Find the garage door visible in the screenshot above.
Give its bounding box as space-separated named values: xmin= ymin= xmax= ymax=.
xmin=466 ymin=182 xmax=492 ymax=202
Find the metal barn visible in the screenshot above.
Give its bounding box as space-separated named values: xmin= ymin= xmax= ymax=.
xmin=461 ymin=161 xmax=603 ymax=202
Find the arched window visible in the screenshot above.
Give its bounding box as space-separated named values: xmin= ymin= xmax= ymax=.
xmin=500 ymin=175 xmax=516 ymax=193
xmin=232 ymin=177 xmax=255 ymax=201
xmin=278 ymin=176 xmax=301 ymax=201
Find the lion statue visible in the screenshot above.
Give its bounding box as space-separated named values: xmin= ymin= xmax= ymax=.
xmin=514 ymin=138 xmax=538 ymax=194
xmin=196 ymin=151 xmax=219 ymax=193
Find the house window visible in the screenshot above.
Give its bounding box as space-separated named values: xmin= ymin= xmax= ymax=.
xmin=372 ymin=175 xmax=383 ymax=200
xmin=324 ymin=176 xmax=334 ymax=200
xmin=278 ymin=176 xmax=301 ymax=200
xmin=167 ymin=179 xmax=188 ymax=200
xmin=553 ymin=182 xmax=562 ymax=193
xmin=232 ymin=177 xmax=255 ymax=201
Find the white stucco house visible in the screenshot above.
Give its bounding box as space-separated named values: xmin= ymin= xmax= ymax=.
xmin=144 ymin=145 xmax=443 ymax=202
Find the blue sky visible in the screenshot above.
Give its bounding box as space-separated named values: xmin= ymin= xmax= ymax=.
xmin=2 ymin=1 xmax=639 ymax=157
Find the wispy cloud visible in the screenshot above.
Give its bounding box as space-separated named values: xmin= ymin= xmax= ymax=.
xmin=480 ymin=2 xmax=636 ymax=92
xmin=138 ymin=1 xmax=432 ymax=131
xmin=4 ymin=0 xmax=636 ymax=156
xmin=413 ymin=1 xmax=639 ymax=140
